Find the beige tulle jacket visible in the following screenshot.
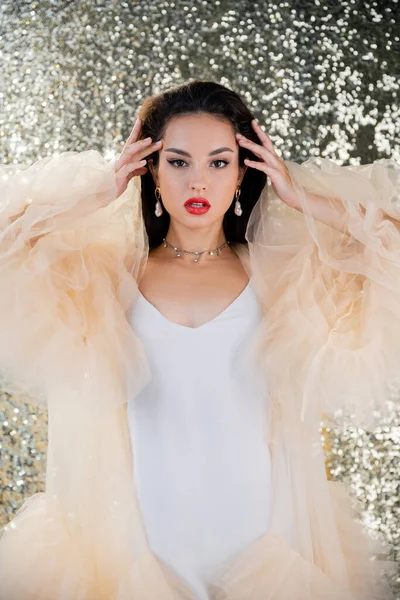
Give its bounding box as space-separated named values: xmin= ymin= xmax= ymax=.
xmin=0 ymin=150 xmax=398 ymax=599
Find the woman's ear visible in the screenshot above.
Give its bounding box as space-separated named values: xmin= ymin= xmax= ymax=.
xmin=147 ymin=158 xmax=159 ymax=186
xmin=238 ymin=164 xmax=248 ymax=186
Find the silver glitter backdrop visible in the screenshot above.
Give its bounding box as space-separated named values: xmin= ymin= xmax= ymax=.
xmin=1 ymin=0 xmax=399 ymax=595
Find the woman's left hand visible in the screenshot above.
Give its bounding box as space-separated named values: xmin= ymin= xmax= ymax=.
xmin=236 ymin=120 xmax=301 ymax=210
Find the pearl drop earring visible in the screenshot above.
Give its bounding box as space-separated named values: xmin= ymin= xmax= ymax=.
xmin=154 ymin=186 xmax=163 ymax=217
xmin=234 ymin=186 xmax=242 ymax=216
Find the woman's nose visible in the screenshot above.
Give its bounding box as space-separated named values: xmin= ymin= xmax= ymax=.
xmin=190 ymin=175 xmax=207 ymax=191
xmin=189 ymin=165 xmax=208 ymax=191
xmin=191 ymin=182 xmax=206 ymax=192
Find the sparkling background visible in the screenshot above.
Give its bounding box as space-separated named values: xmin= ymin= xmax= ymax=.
xmin=1 ymin=0 xmax=399 ymax=595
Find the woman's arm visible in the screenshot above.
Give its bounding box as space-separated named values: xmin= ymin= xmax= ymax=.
xmin=239 ymin=121 xmax=400 ymax=428
xmin=1 ymin=118 xmax=158 ymax=243
xmin=0 ymin=121 xmax=157 ymax=407
xmin=286 ymin=186 xmax=400 ymax=237
xmin=237 ymin=119 xmax=400 ymax=236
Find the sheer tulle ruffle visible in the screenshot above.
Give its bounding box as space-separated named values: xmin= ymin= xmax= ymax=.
xmin=0 ymin=150 xmax=150 ymax=409
xmin=208 ymin=481 xmax=394 ymax=600
xmin=0 ymin=493 xmax=196 ymax=600
xmin=245 ymin=157 xmax=400 ymax=429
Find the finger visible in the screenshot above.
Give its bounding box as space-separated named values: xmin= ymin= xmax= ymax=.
xmin=119 ymin=140 xmax=161 ymax=168
xmin=251 ymin=120 xmax=278 ymax=156
xmin=238 ymin=137 xmax=281 ymax=169
xmin=127 ymin=166 xmax=148 ymax=180
xmin=250 ymin=120 xmax=277 ymax=154
xmin=116 ymin=159 xmax=147 ymax=179
xmin=126 ymin=139 xmax=162 ymax=157
xmin=243 ymin=158 xmax=275 ymax=175
xmin=240 ymin=122 xmax=280 ymax=160
xmin=125 ymin=117 xmax=142 ymax=146
xmin=240 ymin=141 xmax=282 ymax=170
xmin=142 ymin=139 xmax=163 ymax=157
xmin=115 ymin=139 xmax=159 ymax=172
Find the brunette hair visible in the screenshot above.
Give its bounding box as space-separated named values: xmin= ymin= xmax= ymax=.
xmin=138 ymin=80 xmax=267 ymax=249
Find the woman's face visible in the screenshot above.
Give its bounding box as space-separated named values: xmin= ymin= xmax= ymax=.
xmin=150 ymin=113 xmax=246 ymax=228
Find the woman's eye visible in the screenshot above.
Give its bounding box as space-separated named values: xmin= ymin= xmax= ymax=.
xmin=168 ymin=159 xmax=187 ymax=168
xmin=212 ymin=159 xmax=229 ymax=168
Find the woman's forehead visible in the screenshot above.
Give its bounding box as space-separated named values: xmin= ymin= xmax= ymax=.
xmin=163 ymin=114 xmax=236 ymax=148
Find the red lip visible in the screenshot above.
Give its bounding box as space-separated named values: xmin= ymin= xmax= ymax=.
xmin=184 ymin=197 xmax=210 ymax=207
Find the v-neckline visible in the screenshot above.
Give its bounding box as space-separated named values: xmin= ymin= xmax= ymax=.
xmin=137 ymin=278 xmax=252 ymax=331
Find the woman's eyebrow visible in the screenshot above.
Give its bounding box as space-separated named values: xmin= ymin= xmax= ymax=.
xmin=164 ymin=147 xmax=234 ymax=157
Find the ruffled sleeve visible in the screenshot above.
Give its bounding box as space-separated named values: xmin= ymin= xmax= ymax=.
xmin=246 ymin=157 xmax=400 ymax=429
xmin=0 ymin=150 xmax=150 ymax=408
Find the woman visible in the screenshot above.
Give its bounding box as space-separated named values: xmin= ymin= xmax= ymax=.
xmin=0 ymin=80 xmax=398 ymax=599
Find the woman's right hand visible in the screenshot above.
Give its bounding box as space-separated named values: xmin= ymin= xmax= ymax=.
xmin=113 ymin=117 xmax=162 ymax=199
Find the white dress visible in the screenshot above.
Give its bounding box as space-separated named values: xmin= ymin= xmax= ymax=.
xmin=127 ymin=278 xmax=273 ymax=599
